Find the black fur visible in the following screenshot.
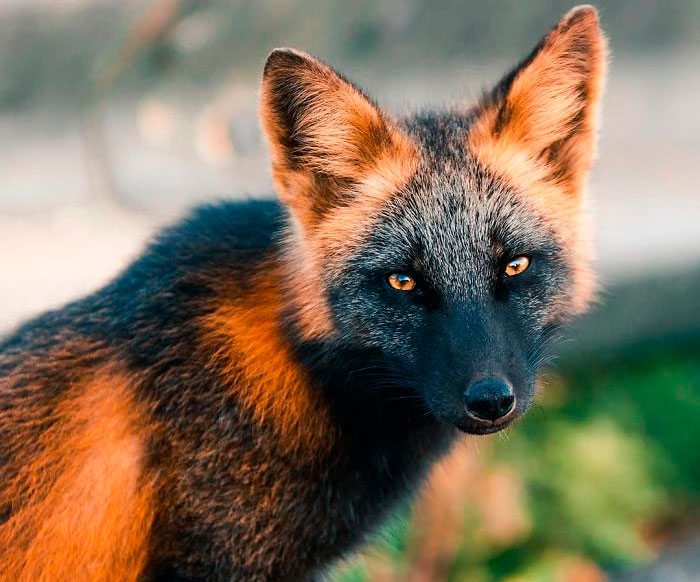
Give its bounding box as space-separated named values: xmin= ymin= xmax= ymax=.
xmin=1 ymin=199 xmax=455 ymax=581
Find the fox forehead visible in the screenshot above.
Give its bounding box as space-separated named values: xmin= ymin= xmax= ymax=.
xmin=342 ymin=156 xmax=563 ymax=299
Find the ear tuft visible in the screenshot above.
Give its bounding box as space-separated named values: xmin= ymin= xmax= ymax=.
xmin=560 ymin=4 xmax=599 ymax=29
xmin=263 ymin=47 xmax=307 ymax=75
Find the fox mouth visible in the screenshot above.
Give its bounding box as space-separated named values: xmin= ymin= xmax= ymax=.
xmin=458 ymin=421 xmax=512 ymax=436
xmin=455 ymin=410 xmax=519 ymax=436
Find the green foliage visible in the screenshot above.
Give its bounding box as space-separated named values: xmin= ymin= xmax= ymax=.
xmin=334 ymin=562 xmax=369 ymax=582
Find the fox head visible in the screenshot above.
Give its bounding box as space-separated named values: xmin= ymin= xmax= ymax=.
xmin=260 ymin=6 xmax=607 ymax=435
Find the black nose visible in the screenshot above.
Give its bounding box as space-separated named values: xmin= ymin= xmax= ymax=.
xmin=463 ymin=379 xmax=515 ymax=422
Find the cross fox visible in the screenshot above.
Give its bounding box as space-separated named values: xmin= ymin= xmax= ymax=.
xmin=0 ymin=5 xmax=606 ymax=581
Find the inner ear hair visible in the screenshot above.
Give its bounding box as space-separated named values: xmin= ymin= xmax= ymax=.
xmin=469 ymin=5 xmax=607 ymax=196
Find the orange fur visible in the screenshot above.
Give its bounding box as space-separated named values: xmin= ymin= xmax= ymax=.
xmin=200 ymin=266 xmax=337 ymax=458
xmin=468 ymin=5 xmax=607 ymax=313
xmin=0 ymin=366 xmax=154 ymax=582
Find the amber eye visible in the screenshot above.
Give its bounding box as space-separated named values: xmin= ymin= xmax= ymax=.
xmin=387 ymin=273 xmax=417 ymax=292
xmin=504 ymin=256 xmax=531 ymax=277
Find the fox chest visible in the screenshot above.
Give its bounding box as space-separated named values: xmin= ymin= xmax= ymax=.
xmin=154 ymin=420 xmax=453 ymax=582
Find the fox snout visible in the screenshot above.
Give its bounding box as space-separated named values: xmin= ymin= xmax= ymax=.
xmin=452 ymin=374 xmax=529 ymax=435
xmin=463 ymin=378 xmax=516 ymax=423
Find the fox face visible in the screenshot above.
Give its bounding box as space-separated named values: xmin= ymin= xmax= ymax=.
xmin=261 ymin=6 xmax=606 ymax=435
xmin=320 ymin=167 xmax=572 ymax=435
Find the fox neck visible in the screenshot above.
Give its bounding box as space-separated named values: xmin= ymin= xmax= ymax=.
xmin=274 ymin=252 xmax=450 ymax=458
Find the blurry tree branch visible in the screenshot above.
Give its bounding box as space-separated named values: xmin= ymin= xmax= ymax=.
xmin=81 ymin=0 xmax=184 ymax=211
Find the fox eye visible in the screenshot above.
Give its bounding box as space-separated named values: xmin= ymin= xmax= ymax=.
xmin=387 ymin=273 xmax=417 ymax=292
xmin=504 ymin=256 xmax=531 ymax=277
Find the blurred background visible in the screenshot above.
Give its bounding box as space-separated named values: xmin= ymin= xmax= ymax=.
xmin=1 ymin=1 xmax=699 ymax=580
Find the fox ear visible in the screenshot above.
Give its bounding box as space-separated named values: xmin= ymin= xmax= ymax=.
xmin=261 ymin=48 xmax=416 ymax=223
xmin=469 ymin=5 xmax=607 ymax=198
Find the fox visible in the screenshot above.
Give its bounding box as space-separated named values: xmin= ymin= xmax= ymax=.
xmin=0 ymin=5 xmax=606 ymax=582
